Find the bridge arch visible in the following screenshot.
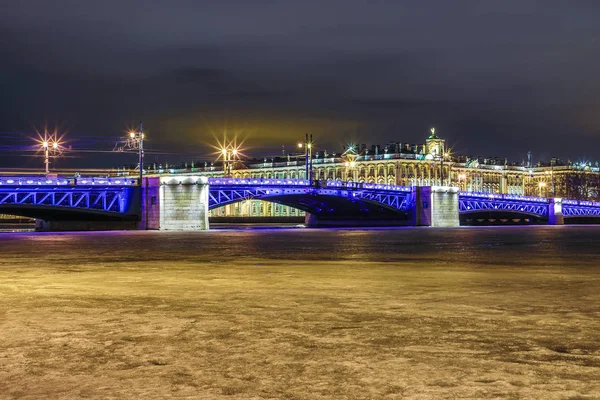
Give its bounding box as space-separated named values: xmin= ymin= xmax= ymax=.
xmin=207 ymin=183 xmax=413 ymax=223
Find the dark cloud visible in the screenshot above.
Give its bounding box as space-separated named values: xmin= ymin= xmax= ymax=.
xmin=1 ymin=0 xmax=600 ymax=167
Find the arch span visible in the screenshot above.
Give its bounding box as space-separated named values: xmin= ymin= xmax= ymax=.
xmin=207 ymin=184 xmax=413 ymax=222
xmin=458 ymin=194 xmax=549 ymax=219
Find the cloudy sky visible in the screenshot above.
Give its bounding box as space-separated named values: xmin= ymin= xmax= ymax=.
xmin=1 ymin=0 xmax=599 ymax=167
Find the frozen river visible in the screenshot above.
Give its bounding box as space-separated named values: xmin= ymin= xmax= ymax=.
xmin=1 ymin=226 xmax=599 ymax=399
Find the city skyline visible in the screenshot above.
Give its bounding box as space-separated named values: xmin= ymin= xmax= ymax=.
xmin=2 ymin=1 xmax=600 ymax=168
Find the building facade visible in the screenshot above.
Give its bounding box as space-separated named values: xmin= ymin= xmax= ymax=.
xmin=155 ymin=133 xmax=599 ymax=218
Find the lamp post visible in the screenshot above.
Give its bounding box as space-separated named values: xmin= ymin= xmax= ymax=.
xmin=538 ymin=181 xmax=547 ymax=197
xmin=458 ymin=172 xmax=467 ymax=191
xmin=220 ymin=146 xmax=238 ymax=177
xmin=297 ymin=133 xmax=313 ymax=182
xmin=39 ymin=134 xmax=62 ymax=175
xmin=440 ymin=151 xmax=449 ymax=186
xmin=550 ymin=158 xmax=555 ymax=196
xmin=344 ymin=160 xmax=357 ymax=182
xmin=128 ymin=121 xmax=145 ymax=185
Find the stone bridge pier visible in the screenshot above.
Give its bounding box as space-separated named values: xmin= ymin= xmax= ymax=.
xmin=548 ymin=198 xmax=564 ymax=225
xmin=411 ymin=186 xmax=460 ymax=227
xmin=139 ymin=176 xmax=210 ymax=230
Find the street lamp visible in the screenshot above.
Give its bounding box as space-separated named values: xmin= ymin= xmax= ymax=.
xmin=458 ymin=173 xmax=467 ymax=191
xmin=128 ymin=121 xmax=145 ymax=186
xmin=344 ymin=160 xmax=357 ymax=182
xmin=298 ymin=134 xmax=313 ymax=182
xmin=39 ymin=134 xmax=63 ymax=174
xmin=220 ymin=146 xmax=240 ymax=177
xmin=440 ymin=151 xmax=450 ymax=186
xmin=538 ymin=181 xmax=547 ymax=197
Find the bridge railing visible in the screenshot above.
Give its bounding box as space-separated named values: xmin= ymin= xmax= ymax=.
xmin=324 ymin=180 xmax=412 ymax=192
xmin=208 ymin=178 xmax=311 ymax=186
xmin=459 ymin=191 xmax=549 ymax=203
xmin=207 ymin=178 xmax=413 ymax=192
xmin=0 ymin=176 xmax=137 ymax=186
xmin=562 ymin=199 xmax=600 ymax=207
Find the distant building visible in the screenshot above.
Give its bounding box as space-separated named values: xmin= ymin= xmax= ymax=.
xmin=149 ymin=129 xmax=600 ymax=217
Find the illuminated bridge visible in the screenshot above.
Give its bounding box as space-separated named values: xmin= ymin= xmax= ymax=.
xmin=0 ymin=176 xmax=140 ymax=230
xmin=207 ymin=178 xmax=413 ymax=222
xmin=2 ymin=175 xmax=600 ymax=230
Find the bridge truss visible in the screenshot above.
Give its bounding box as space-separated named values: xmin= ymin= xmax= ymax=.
xmin=0 ymin=187 xmax=128 ymax=213
xmin=458 ymin=193 xmax=549 ymax=217
xmin=562 ymin=200 xmax=600 ymax=217
xmin=348 ymin=190 xmax=411 ymax=211
xmin=207 ymin=178 xmax=413 ymax=211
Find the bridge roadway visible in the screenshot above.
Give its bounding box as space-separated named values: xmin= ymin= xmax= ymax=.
xmin=1 ymin=175 xmax=600 ymax=230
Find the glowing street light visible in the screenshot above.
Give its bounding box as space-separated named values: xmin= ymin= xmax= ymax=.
xmin=126 ymin=122 xmax=145 ymax=186
xmin=38 ymin=133 xmax=63 ymax=174
xmin=220 ymin=145 xmax=241 ymax=177
xmin=538 ymin=181 xmax=547 ymax=197
xmin=298 ymin=134 xmax=313 ymax=182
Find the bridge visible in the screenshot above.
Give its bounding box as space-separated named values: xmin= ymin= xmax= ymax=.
xmin=2 ymin=175 xmax=600 ymax=230
xmin=0 ymin=176 xmax=140 ymax=230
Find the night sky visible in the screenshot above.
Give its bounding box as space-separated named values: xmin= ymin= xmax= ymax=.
xmin=2 ymin=1 xmax=599 ymax=168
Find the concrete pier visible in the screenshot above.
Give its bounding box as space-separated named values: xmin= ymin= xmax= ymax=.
xmin=548 ymin=198 xmax=565 ymax=225
xmin=411 ymin=186 xmax=460 ymax=227
xmin=140 ymin=176 xmax=210 ymax=230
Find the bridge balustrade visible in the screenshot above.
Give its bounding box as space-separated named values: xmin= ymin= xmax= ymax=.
xmin=458 ymin=191 xmax=550 ymax=217
xmin=0 ymin=176 xmax=136 ymax=186
xmin=561 ymin=199 xmax=600 ymax=217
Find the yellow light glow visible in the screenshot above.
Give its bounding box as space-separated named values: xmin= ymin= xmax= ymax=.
xmin=221 ymin=148 xmax=227 ymax=155
xmin=232 ymin=148 xmax=238 ymax=156
xmin=539 ymin=182 xmax=547 ymax=187
xmin=298 ymin=143 xmax=303 ymax=148
xmin=430 ymin=127 xmax=435 ymax=135
xmin=52 ymin=142 xmax=58 ymax=149
xmin=307 ymin=143 xmax=312 ymax=149
xmin=458 ymin=173 xmax=466 ymax=180
xmin=129 ymin=132 xmax=136 ymax=138
xmin=42 ymin=141 xmax=49 ymax=148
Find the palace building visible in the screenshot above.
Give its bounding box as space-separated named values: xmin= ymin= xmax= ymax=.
xmin=162 ymin=130 xmax=599 ymax=218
